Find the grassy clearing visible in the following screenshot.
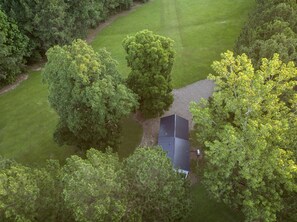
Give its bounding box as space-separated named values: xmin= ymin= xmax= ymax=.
xmin=92 ymin=0 xmax=254 ymax=88
xmin=0 ymin=71 xmax=142 ymax=165
xmin=187 ymin=184 xmax=244 ymax=222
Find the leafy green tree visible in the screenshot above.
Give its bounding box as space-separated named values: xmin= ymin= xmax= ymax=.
xmin=64 ymin=0 xmax=104 ymax=38
xmin=190 ymin=51 xmax=297 ymax=222
xmin=0 ymin=157 xmax=39 ymax=222
xmin=235 ymin=0 xmax=297 ymax=68
xmin=35 ymin=160 xmax=74 ymax=222
xmin=0 ymin=0 xmax=73 ymax=57
xmin=43 ymin=39 xmax=137 ymax=150
xmin=62 ymin=148 xmax=126 ymax=222
xmin=123 ymin=147 xmax=191 ymax=221
xmin=0 ymin=9 xmax=28 ymax=86
xmin=33 ymin=0 xmax=71 ymax=53
xmin=123 ymin=30 xmax=175 ymax=118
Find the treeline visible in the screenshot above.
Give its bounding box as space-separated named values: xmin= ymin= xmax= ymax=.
xmin=0 ymin=147 xmax=190 ymax=222
xmin=0 ymin=0 xmax=149 ymax=86
xmin=235 ymin=0 xmax=297 ymax=68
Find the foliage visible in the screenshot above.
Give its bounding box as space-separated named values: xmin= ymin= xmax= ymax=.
xmin=43 ymin=39 xmax=137 ymax=150
xmin=0 ymin=0 xmax=70 ymax=57
xmin=35 ymin=160 xmax=74 ymax=222
xmin=0 ymin=9 xmax=28 ymax=86
xmin=190 ymin=51 xmax=297 ymax=222
xmin=65 ymin=0 xmax=104 ymax=38
xmin=1 ymin=145 xmax=190 ymax=221
xmin=235 ymin=0 xmax=297 ymax=68
xmin=123 ymin=147 xmax=191 ymax=221
xmin=0 ymin=0 xmax=143 ymax=61
xmin=123 ymin=29 xmax=175 ymax=117
xmin=62 ymin=148 xmax=126 ymax=222
xmin=0 ymin=157 xmax=39 ymax=221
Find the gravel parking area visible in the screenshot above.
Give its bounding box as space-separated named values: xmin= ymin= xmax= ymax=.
xmin=136 ymin=79 xmax=215 ymax=146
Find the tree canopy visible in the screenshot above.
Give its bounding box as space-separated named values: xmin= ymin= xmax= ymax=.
xmin=235 ymin=0 xmax=297 ymax=68
xmin=43 ymin=39 xmax=137 ymax=150
xmin=190 ymin=51 xmax=297 ymax=222
xmin=0 ymin=9 xmax=28 ymax=86
xmin=62 ymin=148 xmax=126 ymax=222
xmin=123 ymin=29 xmax=175 ymax=118
xmin=123 ymin=147 xmax=191 ymax=221
xmin=0 ymin=146 xmax=190 ymax=221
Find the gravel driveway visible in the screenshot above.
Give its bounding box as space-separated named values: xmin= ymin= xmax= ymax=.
xmin=136 ymin=79 xmax=215 ymax=146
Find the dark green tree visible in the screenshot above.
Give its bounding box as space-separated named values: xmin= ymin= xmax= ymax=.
xmin=0 ymin=0 xmax=73 ymax=57
xmin=0 ymin=9 xmax=28 ymax=86
xmin=235 ymin=0 xmax=297 ymax=68
xmin=123 ymin=29 xmax=175 ymax=118
xmin=43 ymin=39 xmax=138 ymax=150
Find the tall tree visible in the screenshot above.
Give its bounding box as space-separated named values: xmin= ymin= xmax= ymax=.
xmin=123 ymin=147 xmax=191 ymax=221
xmin=43 ymin=39 xmax=137 ymax=150
xmin=123 ymin=30 xmax=175 ymax=118
xmin=62 ymin=148 xmax=126 ymax=222
xmin=190 ymin=51 xmax=297 ymax=222
xmin=0 ymin=9 xmax=28 ymax=86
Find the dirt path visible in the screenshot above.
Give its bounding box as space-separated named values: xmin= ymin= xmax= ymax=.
xmin=0 ymin=3 xmax=143 ymax=96
xmin=135 ymin=79 xmax=215 ymax=146
xmin=0 ymin=74 xmax=28 ymax=95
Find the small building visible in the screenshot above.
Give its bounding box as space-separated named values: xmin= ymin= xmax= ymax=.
xmin=158 ymin=114 xmax=190 ymax=175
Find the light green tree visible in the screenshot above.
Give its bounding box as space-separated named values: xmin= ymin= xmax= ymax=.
xmin=123 ymin=147 xmax=191 ymax=221
xmin=0 ymin=157 xmax=39 ymax=222
xmin=190 ymin=51 xmax=297 ymax=222
xmin=62 ymin=148 xmax=126 ymax=222
xmin=123 ymin=30 xmax=175 ymax=118
xmin=43 ymin=39 xmax=138 ymax=150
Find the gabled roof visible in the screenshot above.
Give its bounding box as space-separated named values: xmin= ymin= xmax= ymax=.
xmin=158 ymin=114 xmax=189 ymax=140
xmin=158 ymin=114 xmax=190 ymax=172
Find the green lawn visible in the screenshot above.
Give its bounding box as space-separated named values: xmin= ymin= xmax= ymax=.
xmin=92 ymin=0 xmax=254 ymax=88
xmin=187 ymin=184 xmax=244 ymax=222
xmin=0 ymin=71 xmax=142 ymax=165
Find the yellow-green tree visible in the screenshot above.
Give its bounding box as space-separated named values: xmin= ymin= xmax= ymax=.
xmin=190 ymin=51 xmax=297 ymax=222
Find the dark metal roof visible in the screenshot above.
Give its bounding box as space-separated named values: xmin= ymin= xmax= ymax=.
xmin=158 ymin=114 xmax=189 ymax=140
xmin=159 ymin=115 xmax=175 ymax=138
xmin=158 ymin=114 xmax=190 ymax=172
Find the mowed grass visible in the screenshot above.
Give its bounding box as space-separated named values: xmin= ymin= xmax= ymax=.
xmin=187 ymin=184 xmax=244 ymax=222
xmin=0 ymin=71 xmax=142 ymax=165
xmin=92 ymin=0 xmax=254 ymax=88
xmin=0 ymin=72 xmax=75 ymax=165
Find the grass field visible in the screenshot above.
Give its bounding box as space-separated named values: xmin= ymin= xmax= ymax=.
xmin=92 ymin=0 xmax=254 ymax=88
xmin=0 ymin=71 xmax=142 ymax=165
